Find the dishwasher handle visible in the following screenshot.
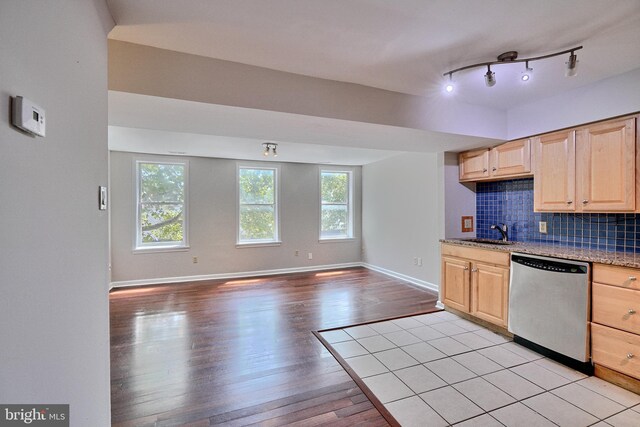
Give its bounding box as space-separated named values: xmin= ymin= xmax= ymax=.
xmin=511 ymin=254 xmax=588 ymax=274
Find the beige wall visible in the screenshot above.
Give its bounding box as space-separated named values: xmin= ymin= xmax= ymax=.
xmin=108 ymin=40 xmax=507 ymax=139
xmin=362 ymin=153 xmax=441 ymax=289
xmin=110 ymin=151 xmax=362 ymax=283
xmin=0 ymin=1 xmax=113 ymax=425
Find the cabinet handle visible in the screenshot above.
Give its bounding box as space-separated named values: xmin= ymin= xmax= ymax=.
xmin=483 ymin=168 xmax=488 ymax=173
xmin=566 ymin=201 xmax=573 ymax=205
xmin=464 ymin=266 xmax=469 ymax=270
xmin=582 ymin=200 xmax=589 ymax=204
xmin=471 ymin=268 xmax=478 ymax=272
xmin=629 ymin=276 xmax=637 ymax=281
xmin=627 ymin=353 xmax=634 ymax=359
xmin=629 ymin=309 xmax=636 ymax=315
xmin=492 ymin=167 xmax=497 ymax=171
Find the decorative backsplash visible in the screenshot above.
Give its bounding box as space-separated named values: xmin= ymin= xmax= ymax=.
xmin=476 ymin=178 xmax=640 ymax=253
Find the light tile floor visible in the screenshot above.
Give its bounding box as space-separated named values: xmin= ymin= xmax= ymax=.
xmin=319 ymin=311 xmax=640 ymax=427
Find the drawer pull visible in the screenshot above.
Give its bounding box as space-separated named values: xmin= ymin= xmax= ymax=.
xmin=471 ymin=268 xmax=478 ymax=272
xmin=566 ymin=200 xmax=573 ymax=205
xmin=629 ymin=309 xmax=637 ymax=315
xmin=627 ymin=353 xmax=634 ymax=359
xmin=464 ymin=266 xmax=469 ymax=270
xmin=629 ymin=276 xmax=637 ymax=281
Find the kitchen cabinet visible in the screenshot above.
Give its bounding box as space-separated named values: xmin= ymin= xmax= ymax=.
xmin=441 ymin=244 xmax=510 ymax=327
xmin=491 ymin=138 xmax=532 ymax=178
xmin=459 ymin=140 xmax=532 ymax=182
xmin=591 ymin=263 xmax=640 ymax=382
xmin=534 ymin=117 xmax=637 ymax=212
xmin=459 ymin=149 xmax=489 ymax=181
xmin=576 ymin=118 xmax=636 ymax=212
xmin=533 ymin=130 xmax=576 ymax=211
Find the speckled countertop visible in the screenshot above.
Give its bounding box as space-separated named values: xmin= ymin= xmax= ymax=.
xmin=440 ymin=239 xmax=640 ymax=269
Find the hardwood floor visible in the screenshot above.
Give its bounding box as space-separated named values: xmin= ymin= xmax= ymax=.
xmin=110 ymin=267 xmax=439 ymax=426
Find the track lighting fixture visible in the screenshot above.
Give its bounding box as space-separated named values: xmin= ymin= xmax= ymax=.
xmin=262 ymin=142 xmax=278 ymax=157
xmin=521 ymin=61 xmax=533 ymax=82
xmin=443 ymin=46 xmax=581 ymax=91
xmin=484 ymin=65 xmax=496 ymax=87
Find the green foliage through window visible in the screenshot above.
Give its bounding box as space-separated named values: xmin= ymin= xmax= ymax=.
xmin=239 ymin=168 xmax=277 ymax=242
xmin=321 ymin=171 xmax=351 ymax=238
xmin=137 ymin=162 xmax=186 ymax=247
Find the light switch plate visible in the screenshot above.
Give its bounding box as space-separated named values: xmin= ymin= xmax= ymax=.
xmin=99 ymin=186 xmax=107 ymax=210
xmin=461 ymin=216 xmax=474 ymax=232
xmin=539 ymin=221 xmax=547 ymax=234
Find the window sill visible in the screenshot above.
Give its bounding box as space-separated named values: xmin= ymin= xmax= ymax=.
xmin=236 ymin=241 xmax=282 ymax=249
xmin=133 ymin=245 xmax=190 ymax=254
xmin=319 ymin=237 xmax=356 ymax=243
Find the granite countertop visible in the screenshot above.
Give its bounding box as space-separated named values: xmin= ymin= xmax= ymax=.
xmin=440 ymin=238 xmax=640 ymax=269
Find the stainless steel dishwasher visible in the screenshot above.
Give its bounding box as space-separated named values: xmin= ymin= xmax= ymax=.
xmin=508 ymin=253 xmax=591 ymax=373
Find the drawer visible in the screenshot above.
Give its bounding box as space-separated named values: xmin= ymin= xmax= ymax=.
xmin=591 ymin=323 xmax=640 ymax=380
xmin=593 ymin=283 xmax=640 ymax=335
xmin=441 ymin=244 xmax=509 ymax=267
xmin=593 ymin=264 xmax=640 ymax=290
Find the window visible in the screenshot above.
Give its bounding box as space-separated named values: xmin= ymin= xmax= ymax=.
xmin=238 ymin=166 xmax=279 ymax=244
xmin=136 ymin=161 xmax=188 ymax=250
xmin=320 ymin=170 xmax=353 ymax=239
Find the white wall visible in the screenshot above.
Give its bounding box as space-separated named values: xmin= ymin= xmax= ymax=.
xmin=439 ymin=152 xmax=477 ymax=240
xmin=0 ymin=1 xmax=113 ymax=426
xmin=110 ymin=151 xmax=362 ymax=283
xmin=508 ymin=67 xmax=640 ymax=139
xmin=362 ymin=153 xmax=440 ymax=289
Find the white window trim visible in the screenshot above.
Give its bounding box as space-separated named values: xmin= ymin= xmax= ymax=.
xmin=236 ymin=163 xmax=281 ymax=246
xmin=134 ymin=159 xmax=189 ymax=253
xmin=319 ymin=169 xmax=354 ymax=241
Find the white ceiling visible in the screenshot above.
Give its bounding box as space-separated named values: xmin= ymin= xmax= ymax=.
xmin=108 ymin=0 xmax=640 ymax=110
xmin=109 ymin=92 xmax=500 ymax=164
xmin=106 ymin=0 xmax=640 ymax=163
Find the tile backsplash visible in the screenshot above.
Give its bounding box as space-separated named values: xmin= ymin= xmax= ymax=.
xmin=476 ymin=178 xmax=640 ymax=253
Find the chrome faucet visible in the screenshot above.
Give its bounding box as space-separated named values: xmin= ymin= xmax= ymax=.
xmin=491 ymin=223 xmax=509 ymax=242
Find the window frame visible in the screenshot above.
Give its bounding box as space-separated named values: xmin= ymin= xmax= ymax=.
xmin=236 ymin=163 xmax=281 ymax=247
xmin=134 ymin=159 xmax=189 ymax=253
xmin=319 ymin=169 xmax=354 ymax=241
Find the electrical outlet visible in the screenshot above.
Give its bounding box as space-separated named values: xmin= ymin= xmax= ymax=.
xmin=413 ymin=257 xmax=418 ymax=265
xmin=539 ymin=221 xmax=548 ymax=234
xmin=295 ymin=250 xmax=299 ymax=256
xmin=418 ymin=257 xmax=423 ymax=266
xmin=192 ymin=256 xmax=198 ymax=264
xmin=308 ymin=252 xmax=313 ymax=260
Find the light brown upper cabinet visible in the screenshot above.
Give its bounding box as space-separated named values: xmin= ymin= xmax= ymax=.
xmin=490 ymin=139 xmax=531 ymax=178
xmin=459 ymin=149 xmax=489 ymax=181
xmin=533 ymin=130 xmax=576 ymax=211
xmin=576 ymin=118 xmax=636 ymax=212
xmin=459 ymin=140 xmax=532 ymax=182
xmin=534 ymin=117 xmax=637 ymax=212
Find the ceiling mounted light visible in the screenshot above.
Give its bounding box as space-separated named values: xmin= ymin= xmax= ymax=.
xmin=444 ymin=73 xmax=454 ymax=93
xmin=443 ymin=46 xmax=582 ymax=90
xmin=484 ymin=65 xmax=496 ymax=87
xmin=262 ymin=142 xmax=278 ymax=157
xmin=521 ymin=61 xmax=533 ymax=82
xmin=566 ymin=51 xmax=578 ymax=77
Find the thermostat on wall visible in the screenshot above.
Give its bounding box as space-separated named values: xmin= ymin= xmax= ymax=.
xmin=12 ymin=96 xmax=46 ymax=137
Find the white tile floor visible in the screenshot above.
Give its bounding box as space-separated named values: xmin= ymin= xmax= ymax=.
xmin=319 ymin=311 xmax=640 ymax=427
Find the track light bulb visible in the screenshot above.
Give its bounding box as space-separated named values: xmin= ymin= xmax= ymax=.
xmin=566 ymin=52 xmax=578 ymax=77
xmin=484 ymin=66 xmax=496 ymax=87
xmin=521 ymin=62 xmax=533 ymax=82
xmin=263 ymin=147 xmax=269 ymax=156
xmin=444 ymin=74 xmax=454 ymax=93
xmin=272 ymin=147 xmax=278 ymax=157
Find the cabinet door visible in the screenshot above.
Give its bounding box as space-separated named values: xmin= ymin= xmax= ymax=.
xmin=533 ymin=130 xmax=576 ymax=212
xmin=471 ymin=262 xmax=509 ymax=327
xmin=459 ymin=149 xmax=489 ymax=181
xmin=576 ymin=118 xmax=636 ymax=212
xmin=491 ymin=139 xmax=531 ymax=178
xmin=441 ymin=257 xmax=470 ymax=313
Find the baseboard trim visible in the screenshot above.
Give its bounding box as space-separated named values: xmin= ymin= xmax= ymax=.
xmin=362 ymin=263 xmax=439 ymax=293
xmin=109 ymin=262 xmax=363 ymax=289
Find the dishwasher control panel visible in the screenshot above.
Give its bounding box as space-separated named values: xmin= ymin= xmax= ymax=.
xmin=511 ymin=254 xmax=588 ymax=274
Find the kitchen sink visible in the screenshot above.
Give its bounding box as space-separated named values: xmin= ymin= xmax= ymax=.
xmin=459 ymin=238 xmax=516 ymax=246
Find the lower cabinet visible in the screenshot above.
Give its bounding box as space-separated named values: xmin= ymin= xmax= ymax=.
xmin=591 ymin=263 xmax=640 ymax=381
xmin=441 ymin=244 xmax=510 ymax=327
